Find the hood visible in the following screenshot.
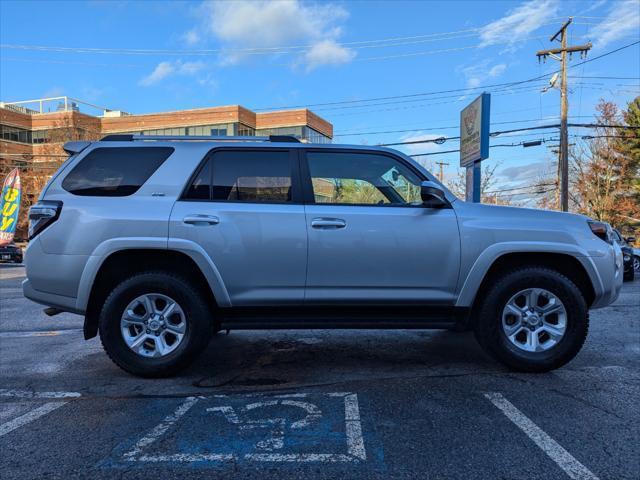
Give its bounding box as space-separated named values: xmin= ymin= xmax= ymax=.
xmin=454 ymin=200 xmax=591 ymax=223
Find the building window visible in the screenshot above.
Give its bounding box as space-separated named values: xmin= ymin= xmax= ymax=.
xmin=32 ymin=130 xmax=51 ymax=144
xmin=303 ymin=126 xmax=331 ymax=144
xmin=237 ymin=124 xmax=255 ymax=136
xmin=0 ymin=124 xmax=33 ymax=144
xmin=256 ymin=126 xmax=331 ymax=143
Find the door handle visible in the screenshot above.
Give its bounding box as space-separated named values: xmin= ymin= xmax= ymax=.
xmin=183 ymin=214 xmax=220 ymax=226
xmin=311 ymin=218 xmax=346 ymax=229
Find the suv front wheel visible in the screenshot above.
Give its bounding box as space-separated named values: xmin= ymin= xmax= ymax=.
xmin=474 ymin=267 xmax=589 ymax=372
xmin=99 ymin=271 xmax=213 ymax=377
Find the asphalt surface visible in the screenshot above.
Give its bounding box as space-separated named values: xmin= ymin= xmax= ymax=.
xmin=0 ymin=263 xmax=638 ymax=479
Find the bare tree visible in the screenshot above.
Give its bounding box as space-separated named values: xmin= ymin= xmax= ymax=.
xmin=446 ymin=161 xmax=515 ymax=204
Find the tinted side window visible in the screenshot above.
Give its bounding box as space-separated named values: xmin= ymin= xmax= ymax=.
xmin=62 ymin=147 xmax=173 ymax=196
xmin=184 ymin=159 xmax=212 ymax=200
xmin=210 ymin=150 xmax=292 ymax=202
xmin=306 ymin=151 xmax=423 ymax=205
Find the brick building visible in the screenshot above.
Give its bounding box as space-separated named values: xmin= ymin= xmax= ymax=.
xmin=0 ymin=96 xmax=332 ymax=160
xmin=0 ymin=96 xmax=333 ymax=239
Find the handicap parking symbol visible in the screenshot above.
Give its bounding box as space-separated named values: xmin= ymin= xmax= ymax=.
xmin=123 ymin=392 xmax=366 ymax=463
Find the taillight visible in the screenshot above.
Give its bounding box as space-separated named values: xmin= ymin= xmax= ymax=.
xmin=28 ymin=201 xmax=62 ymax=240
xmin=588 ymin=220 xmax=613 ymax=244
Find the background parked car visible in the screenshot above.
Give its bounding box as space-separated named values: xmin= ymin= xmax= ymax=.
xmin=613 ymin=230 xmax=634 ymax=282
xmin=0 ymin=243 xmax=23 ymax=264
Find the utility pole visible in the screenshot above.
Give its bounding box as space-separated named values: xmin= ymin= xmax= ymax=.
xmin=435 ymin=161 xmax=449 ymax=182
xmin=537 ymin=18 xmax=591 ymax=212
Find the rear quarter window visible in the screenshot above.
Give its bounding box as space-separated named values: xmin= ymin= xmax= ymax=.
xmin=62 ymin=147 xmax=173 ymax=196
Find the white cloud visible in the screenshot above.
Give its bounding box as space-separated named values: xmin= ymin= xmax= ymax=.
xmin=479 ymin=0 xmax=559 ymax=50
xmin=139 ymin=60 xmax=206 ymax=86
xmin=499 ymin=161 xmax=554 ymax=182
xmin=193 ymin=0 xmax=354 ymax=70
xmin=139 ymin=62 xmax=175 ymax=86
xmin=583 ymin=0 xmax=607 ymax=14
xmin=304 ymin=39 xmax=356 ymax=71
xmin=182 ymin=29 xmax=200 ymax=46
xmin=590 ymin=0 xmax=640 ymax=49
xmin=178 ymin=61 xmax=206 ymax=75
xmin=488 ymin=64 xmax=506 ymax=77
xmin=460 ymin=60 xmax=507 ymax=88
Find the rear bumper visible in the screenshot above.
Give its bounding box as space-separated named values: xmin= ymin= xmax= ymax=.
xmin=22 ymin=278 xmax=83 ymax=314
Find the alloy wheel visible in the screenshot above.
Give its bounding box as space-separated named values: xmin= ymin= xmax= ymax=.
xmin=501 ymin=288 xmax=567 ymax=353
xmin=120 ymin=293 xmax=187 ymax=358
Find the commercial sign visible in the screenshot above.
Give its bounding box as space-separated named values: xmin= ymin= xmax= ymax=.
xmin=460 ymin=93 xmax=490 ymax=167
xmin=0 ymin=168 xmax=21 ymax=245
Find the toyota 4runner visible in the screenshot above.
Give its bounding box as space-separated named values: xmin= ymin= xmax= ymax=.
xmin=23 ymin=135 xmax=624 ymax=377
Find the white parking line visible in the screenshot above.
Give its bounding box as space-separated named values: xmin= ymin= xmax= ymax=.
xmin=0 ymin=402 xmax=67 ymax=437
xmin=0 ymin=270 xmax=25 ymax=280
xmin=123 ymin=396 xmax=200 ymax=461
xmin=344 ymin=393 xmax=367 ymax=460
xmin=485 ymin=392 xmax=599 ymax=480
xmin=0 ymin=389 xmax=81 ymax=399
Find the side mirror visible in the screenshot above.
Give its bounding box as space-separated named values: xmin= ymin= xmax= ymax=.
xmin=626 ymin=237 xmax=636 ymax=244
xmin=420 ymin=181 xmax=448 ymax=207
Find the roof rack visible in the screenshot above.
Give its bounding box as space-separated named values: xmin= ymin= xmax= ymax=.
xmin=100 ymin=134 xmax=300 ymax=143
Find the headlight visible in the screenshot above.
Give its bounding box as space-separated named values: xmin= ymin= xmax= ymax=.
xmin=623 ymin=254 xmax=631 ymax=262
xmin=587 ymin=220 xmax=614 ymax=244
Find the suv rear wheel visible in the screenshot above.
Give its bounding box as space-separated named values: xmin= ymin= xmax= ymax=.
xmin=474 ymin=267 xmax=588 ymax=372
xmin=99 ymin=271 xmax=213 ymax=377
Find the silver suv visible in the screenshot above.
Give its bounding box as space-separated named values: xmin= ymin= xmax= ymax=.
xmin=23 ymin=135 xmax=623 ymax=377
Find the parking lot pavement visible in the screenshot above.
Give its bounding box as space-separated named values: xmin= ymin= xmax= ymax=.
xmin=1 ymin=264 xmax=638 ymax=479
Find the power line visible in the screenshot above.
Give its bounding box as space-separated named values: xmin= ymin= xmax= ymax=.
xmin=307 ymin=81 xmax=637 ymax=119
xmin=570 ymin=76 xmax=640 ymax=80
xmin=406 ymin=124 xmax=639 ymax=155
xmin=254 ymin=40 xmax=640 ymax=111
xmin=0 ymin=21 xmax=570 ymax=56
xmin=334 ymin=115 xmax=595 ymax=137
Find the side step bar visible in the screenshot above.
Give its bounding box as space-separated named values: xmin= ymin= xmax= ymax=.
xmin=217 ymin=306 xmax=469 ymax=330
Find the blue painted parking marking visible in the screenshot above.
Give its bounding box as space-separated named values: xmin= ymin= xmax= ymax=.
xmin=121 ymin=392 xmax=366 ymax=463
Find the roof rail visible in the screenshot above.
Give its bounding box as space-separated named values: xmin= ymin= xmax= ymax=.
xmin=100 ymin=134 xmax=300 ymax=143
xmin=101 ymin=134 xmax=134 ymax=141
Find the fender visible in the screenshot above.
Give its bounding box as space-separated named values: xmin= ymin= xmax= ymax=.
xmin=167 ymin=238 xmax=232 ymax=307
xmin=75 ymin=237 xmax=231 ymax=312
xmin=455 ymin=241 xmax=604 ymax=307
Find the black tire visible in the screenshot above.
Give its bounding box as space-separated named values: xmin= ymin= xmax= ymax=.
xmin=99 ymin=271 xmax=213 ymax=377
xmin=623 ymin=267 xmax=634 ymax=282
xmin=474 ymin=266 xmax=588 ymax=373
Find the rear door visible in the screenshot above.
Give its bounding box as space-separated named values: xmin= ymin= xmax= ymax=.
xmin=301 ymin=149 xmax=460 ymax=305
xmin=169 ymin=148 xmax=307 ymax=306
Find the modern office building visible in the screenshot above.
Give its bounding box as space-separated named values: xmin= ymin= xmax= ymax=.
xmin=0 ymin=96 xmax=333 ymax=165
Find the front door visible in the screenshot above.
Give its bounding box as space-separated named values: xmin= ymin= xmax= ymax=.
xmin=169 ymin=148 xmax=307 ymax=306
xmin=302 ymin=149 xmax=460 ymax=305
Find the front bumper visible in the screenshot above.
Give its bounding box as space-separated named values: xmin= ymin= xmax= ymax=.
xmin=589 ymin=243 xmax=623 ymax=308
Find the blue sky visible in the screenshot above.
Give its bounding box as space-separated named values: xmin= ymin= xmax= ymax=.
xmin=1 ymin=0 xmax=639 ymax=199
